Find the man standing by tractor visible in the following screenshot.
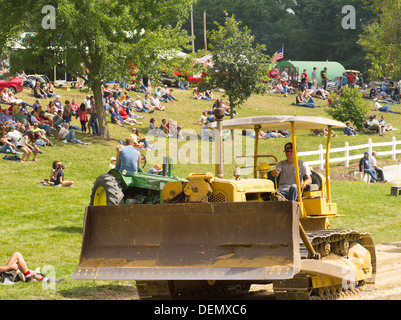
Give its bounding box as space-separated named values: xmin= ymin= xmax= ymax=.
xmin=272 ymin=142 xmax=312 ymax=201
xmin=117 ymin=137 xmax=141 ymax=174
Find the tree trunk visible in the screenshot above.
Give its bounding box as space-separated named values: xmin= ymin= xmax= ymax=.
xmin=92 ymin=78 xmax=110 ymax=139
xmin=229 ymin=95 xmax=234 ymax=119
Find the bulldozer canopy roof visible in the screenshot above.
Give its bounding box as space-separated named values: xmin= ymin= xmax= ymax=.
xmin=206 ymin=116 xmax=346 ymax=131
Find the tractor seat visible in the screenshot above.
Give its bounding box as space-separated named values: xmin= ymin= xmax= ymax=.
xmin=303 ymin=184 xmax=319 ymax=192
xmin=303 ymin=171 xmax=323 ymax=193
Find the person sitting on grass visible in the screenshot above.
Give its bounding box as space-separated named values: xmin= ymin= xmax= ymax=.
xmin=378 ymin=115 xmax=394 ymax=131
xmin=142 ymin=94 xmax=155 ymax=112
xmin=0 ymin=252 xmax=64 ymax=283
xmin=54 ymin=163 xmax=74 ymax=187
xmin=41 ymin=160 xmax=60 ymax=186
xmin=295 ymin=90 xmax=316 ymax=108
xmin=57 ymin=123 xmax=91 ymax=145
xmin=366 ymin=115 xmax=385 ymax=136
xmin=150 ymin=93 xmax=166 ymax=111
xmin=159 ymin=118 xmax=171 ymax=137
xmin=344 ymin=121 xmax=358 ymax=136
xmin=119 ymin=105 xmax=143 ymax=125
xmin=0 ymin=128 xmax=21 ymax=155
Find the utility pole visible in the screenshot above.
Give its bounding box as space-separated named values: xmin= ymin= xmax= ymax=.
xmin=191 ymin=4 xmax=195 ymax=53
xmin=203 ymin=10 xmax=207 ymax=53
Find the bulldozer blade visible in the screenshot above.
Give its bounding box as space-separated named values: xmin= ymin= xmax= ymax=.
xmin=73 ymin=201 xmax=300 ymax=281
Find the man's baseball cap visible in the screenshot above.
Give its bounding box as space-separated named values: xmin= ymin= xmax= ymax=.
xmin=364 ymin=152 xmax=370 ymax=156
xmin=284 ymin=142 xmax=293 ymax=151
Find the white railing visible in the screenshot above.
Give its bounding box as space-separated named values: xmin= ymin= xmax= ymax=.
xmin=298 ymin=137 xmax=401 ymax=170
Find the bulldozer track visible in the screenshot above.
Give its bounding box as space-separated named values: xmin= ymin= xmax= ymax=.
xmin=136 ymin=280 xmax=252 ymax=300
xmin=273 ymin=228 xmax=376 ymax=300
xmin=136 ymin=229 xmax=376 ymax=300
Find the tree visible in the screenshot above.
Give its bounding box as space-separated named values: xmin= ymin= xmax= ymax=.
xmin=0 ymin=0 xmax=193 ymax=138
xmin=188 ymin=0 xmax=376 ymax=72
xmin=358 ymin=0 xmax=401 ymax=80
xmin=326 ymin=86 xmax=369 ymax=130
xmin=198 ymin=14 xmax=269 ymax=118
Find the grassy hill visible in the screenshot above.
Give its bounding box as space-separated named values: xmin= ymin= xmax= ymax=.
xmin=1 ymin=83 xmax=401 ymax=299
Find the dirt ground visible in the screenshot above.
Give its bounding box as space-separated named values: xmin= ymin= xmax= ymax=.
xmin=89 ymin=241 xmax=401 ymax=300
xmin=342 ymin=242 xmax=401 ymax=300
xmin=249 ymin=241 xmax=401 ymax=300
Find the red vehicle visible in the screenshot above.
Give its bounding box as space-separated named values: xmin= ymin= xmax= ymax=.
xmin=0 ymin=71 xmax=24 ymax=95
xmin=173 ymin=70 xmax=204 ymax=84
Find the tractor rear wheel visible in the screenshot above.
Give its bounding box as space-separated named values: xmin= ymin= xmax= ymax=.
xmin=90 ymin=174 xmax=124 ymax=206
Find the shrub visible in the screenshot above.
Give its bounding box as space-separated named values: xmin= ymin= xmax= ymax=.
xmin=326 ymin=86 xmax=369 ymax=130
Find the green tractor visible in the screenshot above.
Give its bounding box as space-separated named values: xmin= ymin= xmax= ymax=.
xmin=90 ymin=158 xmax=185 ymax=206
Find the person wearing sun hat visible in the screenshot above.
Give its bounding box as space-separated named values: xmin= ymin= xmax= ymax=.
xmin=271 ymin=142 xmax=312 ymax=201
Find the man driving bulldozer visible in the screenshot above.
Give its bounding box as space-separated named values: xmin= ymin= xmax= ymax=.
xmin=271 ymin=142 xmax=312 ymax=201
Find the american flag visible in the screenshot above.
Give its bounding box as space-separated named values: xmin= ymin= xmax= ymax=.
xmin=271 ymin=47 xmax=284 ymax=63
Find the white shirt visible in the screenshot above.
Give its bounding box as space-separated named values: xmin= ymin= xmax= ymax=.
xmin=59 ymin=127 xmax=69 ymax=139
xmin=6 ymin=130 xmax=21 ymax=142
xmin=134 ymin=100 xmax=143 ymax=109
xmin=276 ymin=160 xmax=311 ymax=192
xmin=150 ymin=97 xmax=160 ymax=106
xmin=369 ymin=156 xmax=377 ymax=169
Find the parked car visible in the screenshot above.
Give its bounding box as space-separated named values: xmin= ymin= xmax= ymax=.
xmin=0 ymin=71 xmax=24 ymax=94
xmin=160 ymin=71 xmax=179 ymax=87
xmin=26 ymin=74 xmax=51 ymax=85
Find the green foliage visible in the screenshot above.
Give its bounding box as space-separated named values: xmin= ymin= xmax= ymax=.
xmin=198 ymin=14 xmax=269 ymax=118
xmin=0 ymin=0 xmax=193 ymax=138
xmin=358 ymin=0 xmax=401 ymax=80
xmin=326 ymin=86 xmax=369 ymax=129
xmin=187 ymin=0 xmax=376 ymax=71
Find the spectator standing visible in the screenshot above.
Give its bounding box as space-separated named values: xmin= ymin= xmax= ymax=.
xmin=63 ymin=100 xmax=72 ymax=124
xmin=346 ymin=72 xmax=356 ymax=89
xmin=320 ymin=67 xmax=328 ymax=90
xmin=281 ymin=68 xmax=289 ymax=81
xmin=78 ymin=103 xmax=89 ymax=134
xmin=311 ymin=67 xmax=317 ymax=87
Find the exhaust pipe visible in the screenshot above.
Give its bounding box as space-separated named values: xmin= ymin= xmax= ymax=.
xmin=213 ymin=101 xmax=225 ymax=179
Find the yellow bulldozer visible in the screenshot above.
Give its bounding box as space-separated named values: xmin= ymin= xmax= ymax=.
xmin=72 ymin=114 xmax=376 ymax=300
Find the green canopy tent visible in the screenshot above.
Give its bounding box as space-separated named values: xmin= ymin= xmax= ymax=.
xmin=276 ymin=60 xmax=346 ymax=87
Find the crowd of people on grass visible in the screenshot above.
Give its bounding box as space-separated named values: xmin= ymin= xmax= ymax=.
xmin=1 ymin=63 xmax=399 ymax=182
xmin=0 ymin=92 xmax=95 ymax=164
xmin=268 ymin=65 xmax=401 ymax=137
